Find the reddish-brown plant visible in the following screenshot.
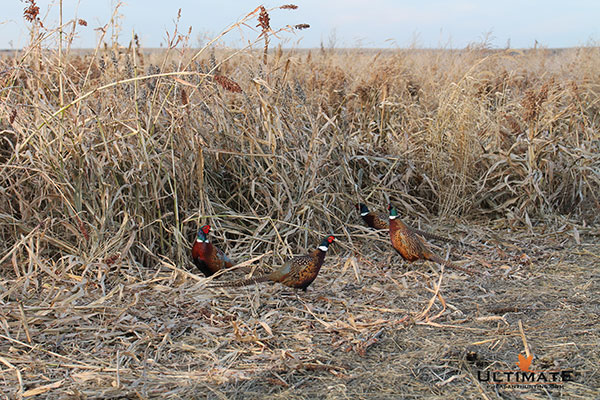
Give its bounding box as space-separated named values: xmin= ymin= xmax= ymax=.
xmin=214 ymin=75 xmax=242 ymax=93
xmin=257 ymin=6 xmax=271 ymax=33
xmin=181 ymin=88 xmax=188 ymax=106
xmin=23 ymin=0 xmax=41 ymax=24
xmin=9 ymin=109 xmax=17 ymax=124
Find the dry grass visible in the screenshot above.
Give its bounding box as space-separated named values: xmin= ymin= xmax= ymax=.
xmin=1 ymin=3 xmax=599 ymax=399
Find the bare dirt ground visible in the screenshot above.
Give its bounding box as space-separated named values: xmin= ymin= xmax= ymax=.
xmin=1 ymin=224 xmax=599 ymax=399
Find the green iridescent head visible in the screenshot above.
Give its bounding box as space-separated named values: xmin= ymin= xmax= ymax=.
xmin=357 ymin=203 xmax=370 ymax=216
xmin=388 ymin=204 xmax=398 ymax=220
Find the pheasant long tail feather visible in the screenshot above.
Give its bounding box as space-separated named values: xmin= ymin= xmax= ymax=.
xmin=411 ymin=227 xmax=475 ymax=249
xmin=430 ymin=254 xmax=477 ymax=275
xmin=208 ymin=275 xmax=272 ymax=288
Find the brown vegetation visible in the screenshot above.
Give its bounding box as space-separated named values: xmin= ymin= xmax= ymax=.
xmin=0 ymin=3 xmax=599 ymax=398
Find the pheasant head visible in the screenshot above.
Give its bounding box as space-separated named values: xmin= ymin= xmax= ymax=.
xmin=196 ymin=224 xmax=211 ymax=243
xmin=318 ymin=235 xmax=336 ymax=252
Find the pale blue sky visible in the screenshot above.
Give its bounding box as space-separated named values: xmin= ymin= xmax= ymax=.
xmin=1 ymin=1 xmax=598 ymax=49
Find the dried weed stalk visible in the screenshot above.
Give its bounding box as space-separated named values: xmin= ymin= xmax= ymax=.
xmin=0 ymin=5 xmax=599 ymax=397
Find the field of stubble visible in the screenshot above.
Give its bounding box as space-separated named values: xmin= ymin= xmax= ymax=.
xmin=1 ymin=5 xmax=599 ymax=399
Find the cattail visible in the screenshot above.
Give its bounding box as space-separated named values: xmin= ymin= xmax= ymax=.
xmin=76 ymin=216 xmax=89 ymax=242
xmin=214 ymin=75 xmax=242 ymax=93
xmin=181 ymin=88 xmax=188 ymax=106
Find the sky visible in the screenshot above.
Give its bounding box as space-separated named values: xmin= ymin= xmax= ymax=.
xmin=1 ymin=1 xmax=599 ymax=49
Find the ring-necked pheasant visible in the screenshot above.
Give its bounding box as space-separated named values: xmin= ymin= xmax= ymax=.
xmin=192 ymin=224 xmax=234 ymax=277
xmin=209 ymin=235 xmax=335 ymax=291
xmin=357 ymin=203 xmax=473 ymax=248
xmin=357 ymin=203 xmax=389 ymax=230
xmin=388 ymin=205 xmax=476 ymax=275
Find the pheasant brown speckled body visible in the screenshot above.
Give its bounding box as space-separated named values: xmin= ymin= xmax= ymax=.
xmin=358 ymin=203 xmax=473 ymax=248
xmin=192 ymin=225 xmax=233 ymax=277
xmin=388 ymin=205 xmax=476 ymax=275
xmin=209 ymin=235 xmax=335 ymax=291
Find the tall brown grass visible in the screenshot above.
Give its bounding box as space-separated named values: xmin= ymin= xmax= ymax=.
xmin=1 ymin=4 xmax=598 ymax=275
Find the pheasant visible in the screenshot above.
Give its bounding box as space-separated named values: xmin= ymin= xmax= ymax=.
xmin=209 ymin=235 xmax=335 ymax=291
xmin=357 ymin=203 xmax=473 ymax=248
xmin=192 ymin=224 xmax=234 ymax=277
xmin=357 ymin=203 xmax=388 ymax=230
xmin=388 ymin=204 xmax=476 ymax=275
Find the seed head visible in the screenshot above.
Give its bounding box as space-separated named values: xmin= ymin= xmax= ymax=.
xmin=214 ymin=75 xmax=242 ymax=93
xmin=257 ymin=6 xmax=271 ymax=33
xmin=23 ymin=0 xmax=41 ymax=25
